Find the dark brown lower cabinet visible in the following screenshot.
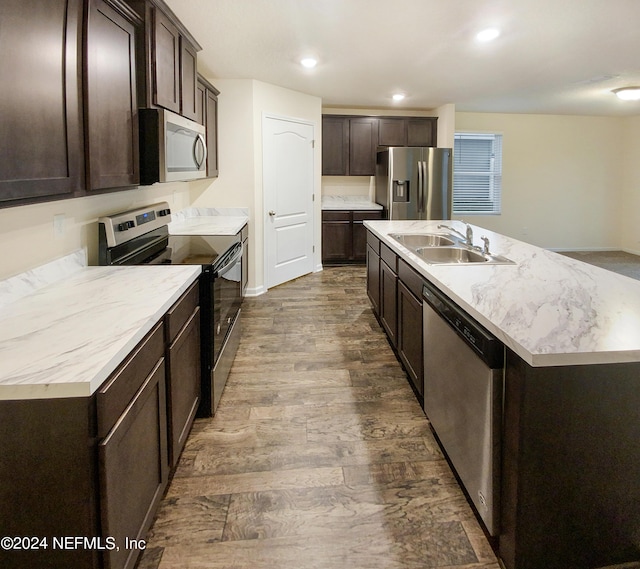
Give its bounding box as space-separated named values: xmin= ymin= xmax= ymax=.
xmin=99 ymin=358 xmax=168 ymax=569
xmin=397 ymin=280 xmax=423 ymax=397
xmin=0 ymin=287 xmax=200 ymax=569
xmin=167 ymin=307 xmax=200 ymax=467
xmin=322 ymin=209 xmax=383 ymax=264
xmin=367 ymin=229 xmax=425 ymax=402
xmin=379 ymin=243 xmax=398 ymax=348
xmin=366 ymin=235 xmax=380 ymax=316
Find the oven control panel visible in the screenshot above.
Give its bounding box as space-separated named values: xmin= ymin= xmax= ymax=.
xmin=98 ymin=202 xmax=172 ymax=248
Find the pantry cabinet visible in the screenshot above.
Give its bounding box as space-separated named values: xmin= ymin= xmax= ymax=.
xmin=0 ymin=0 xmax=85 ymax=206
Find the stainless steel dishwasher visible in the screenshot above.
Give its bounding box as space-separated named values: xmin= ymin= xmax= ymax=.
xmin=422 ymin=281 xmax=504 ymax=536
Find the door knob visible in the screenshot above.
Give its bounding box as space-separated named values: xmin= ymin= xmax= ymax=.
xmin=268 ymin=210 xmax=276 ymax=216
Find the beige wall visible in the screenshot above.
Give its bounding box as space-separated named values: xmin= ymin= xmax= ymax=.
xmin=454 ymin=112 xmax=626 ymax=250
xmin=190 ymin=79 xmax=322 ymax=294
xmin=620 ymin=115 xmax=640 ymax=254
xmin=0 ymin=183 xmax=192 ymax=280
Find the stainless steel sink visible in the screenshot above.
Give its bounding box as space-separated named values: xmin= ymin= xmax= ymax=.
xmin=415 ymin=246 xmax=516 ymax=265
xmin=390 ymin=233 xmax=456 ymax=248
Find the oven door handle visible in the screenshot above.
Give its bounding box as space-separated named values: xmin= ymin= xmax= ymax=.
xmin=215 ymin=243 xmax=243 ymax=277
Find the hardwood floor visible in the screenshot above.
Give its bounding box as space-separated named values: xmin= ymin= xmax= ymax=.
xmin=138 ymin=266 xmax=499 ymax=569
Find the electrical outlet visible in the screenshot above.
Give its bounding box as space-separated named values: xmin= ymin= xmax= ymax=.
xmin=53 ymin=214 xmax=65 ymax=238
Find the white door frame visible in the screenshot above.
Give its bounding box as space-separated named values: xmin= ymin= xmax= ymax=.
xmin=262 ymin=112 xmax=317 ymax=290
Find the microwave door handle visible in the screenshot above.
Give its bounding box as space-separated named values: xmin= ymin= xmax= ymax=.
xmin=193 ymin=134 xmax=208 ymax=169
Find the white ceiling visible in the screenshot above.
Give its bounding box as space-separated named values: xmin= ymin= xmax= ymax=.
xmin=164 ymin=0 xmax=640 ymax=116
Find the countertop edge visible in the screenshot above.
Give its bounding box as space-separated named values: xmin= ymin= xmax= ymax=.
xmin=0 ymin=267 xmax=201 ymax=401
xmin=364 ymin=220 xmax=640 ymax=368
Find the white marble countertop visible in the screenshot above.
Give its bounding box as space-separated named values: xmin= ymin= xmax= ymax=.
xmin=169 ymin=207 xmax=249 ymax=236
xmin=322 ymin=195 xmax=383 ymax=211
xmin=365 ymin=220 xmax=640 ymax=367
xmin=0 ymin=265 xmax=200 ymax=400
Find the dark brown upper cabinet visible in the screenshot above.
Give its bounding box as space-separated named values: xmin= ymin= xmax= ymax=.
xmin=349 ymin=118 xmax=378 ymax=176
xmin=322 ymin=114 xmax=438 ymax=177
xmin=149 ymin=2 xmax=201 ymax=119
xmin=180 ymin=37 xmax=199 ymax=121
xmin=378 ymin=118 xmax=407 ymax=147
xmin=197 ymin=75 xmax=220 ymax=177
xmin=0 ymin=0 xmax=85 ymax=207
xmin=85 ymin=0 xmax=142 ymax=192
xmin=152 ymin=7 xmax=181 ymax=113
xmin=322 ymin=116 xmax=349 ymax=175
xmin=378 ymin=117 xmax=437 ymax=147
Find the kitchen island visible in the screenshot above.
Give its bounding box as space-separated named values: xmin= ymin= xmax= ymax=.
xmin=365 ymin=219 xmax=640 ymax=569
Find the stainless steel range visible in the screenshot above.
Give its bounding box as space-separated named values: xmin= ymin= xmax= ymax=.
xmin=98 ymin=202 xmax=242 ymax=416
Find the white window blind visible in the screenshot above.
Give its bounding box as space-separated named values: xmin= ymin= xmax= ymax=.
xmin=453 ymin=132 xmax=503 ymax=215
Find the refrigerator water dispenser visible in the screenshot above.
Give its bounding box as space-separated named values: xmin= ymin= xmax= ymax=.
xmin=393 ymin=180 xmax=410 ymax=202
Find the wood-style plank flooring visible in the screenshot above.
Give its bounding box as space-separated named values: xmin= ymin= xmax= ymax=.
xmin=138 ymin=266 xmax=499 ymax=569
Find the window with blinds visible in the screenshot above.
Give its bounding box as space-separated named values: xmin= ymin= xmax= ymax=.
xmin=453 ymin=132 xmax=503 ymax=215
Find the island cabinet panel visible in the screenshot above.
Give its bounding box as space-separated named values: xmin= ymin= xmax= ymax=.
xmin=85 ymin=0 xmax=140 ymax=191
xmin=379 ymin=243 xmax=398 ymax=347
xmin=500 ymin=352 xmax=640 ymax=569
xmin=0 ymin=0 xmax=84 ymax=206
xmin=397 ymin=259 xmax=426 ymax=398
xmin=366 ymin=232 xmax=381 ymax=316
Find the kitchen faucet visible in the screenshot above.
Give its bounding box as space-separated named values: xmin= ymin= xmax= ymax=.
xmin=438 ymin=222 xmax=474 ymax=247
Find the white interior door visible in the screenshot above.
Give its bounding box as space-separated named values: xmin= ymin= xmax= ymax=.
xmin=263 ymin=115 xmax=315 ymax=289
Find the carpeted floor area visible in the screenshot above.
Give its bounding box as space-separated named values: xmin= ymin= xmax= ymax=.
xmin=559 ymin=250 xmax=640 ymax=280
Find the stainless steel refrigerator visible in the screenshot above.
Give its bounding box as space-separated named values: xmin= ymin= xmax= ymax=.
xmin=375 ymin=147 xmax=452 ymax=220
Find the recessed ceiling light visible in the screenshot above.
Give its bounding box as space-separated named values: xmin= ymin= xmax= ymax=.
xmin=612 ymin=87 xmax=640 ymax=101
xmin=300 ymin=57 xmax=317 ymax=69
xmin=392 ymin=93 xmax=405 ymax=102
xmin=476 ymin=28 xmax=500 ymax=42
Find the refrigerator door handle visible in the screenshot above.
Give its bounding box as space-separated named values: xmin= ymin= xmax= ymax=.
xmin=424 ymin=159 xmax=433 ymax=219
xmin=417 ymin=160 xmax=424 ymax=213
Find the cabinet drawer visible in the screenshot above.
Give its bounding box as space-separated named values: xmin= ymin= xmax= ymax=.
xmin=398 ymin=258 xmax=425 ymax=300
xmin=367 ymin=231 xmax=380 ymax=254
xmin=165 ymin=280 xmax=199 ymax=343
xmin=380 ymin=242 xmax=397 ymax=272
xmin=97 ymin=322 xmax=165 ymax=438
xmin=322 ymin=210 xmax=350 ymax=222
xmin=353 ymin=210 xmax=383 ymax=222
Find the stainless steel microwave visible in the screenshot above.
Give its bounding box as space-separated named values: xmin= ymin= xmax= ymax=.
xmin=139 ymin=108 xmax=207 ymax=185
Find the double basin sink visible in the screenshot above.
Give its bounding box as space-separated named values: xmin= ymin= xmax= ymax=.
xmin=390 ymin=232 xmax=515 ymax=265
